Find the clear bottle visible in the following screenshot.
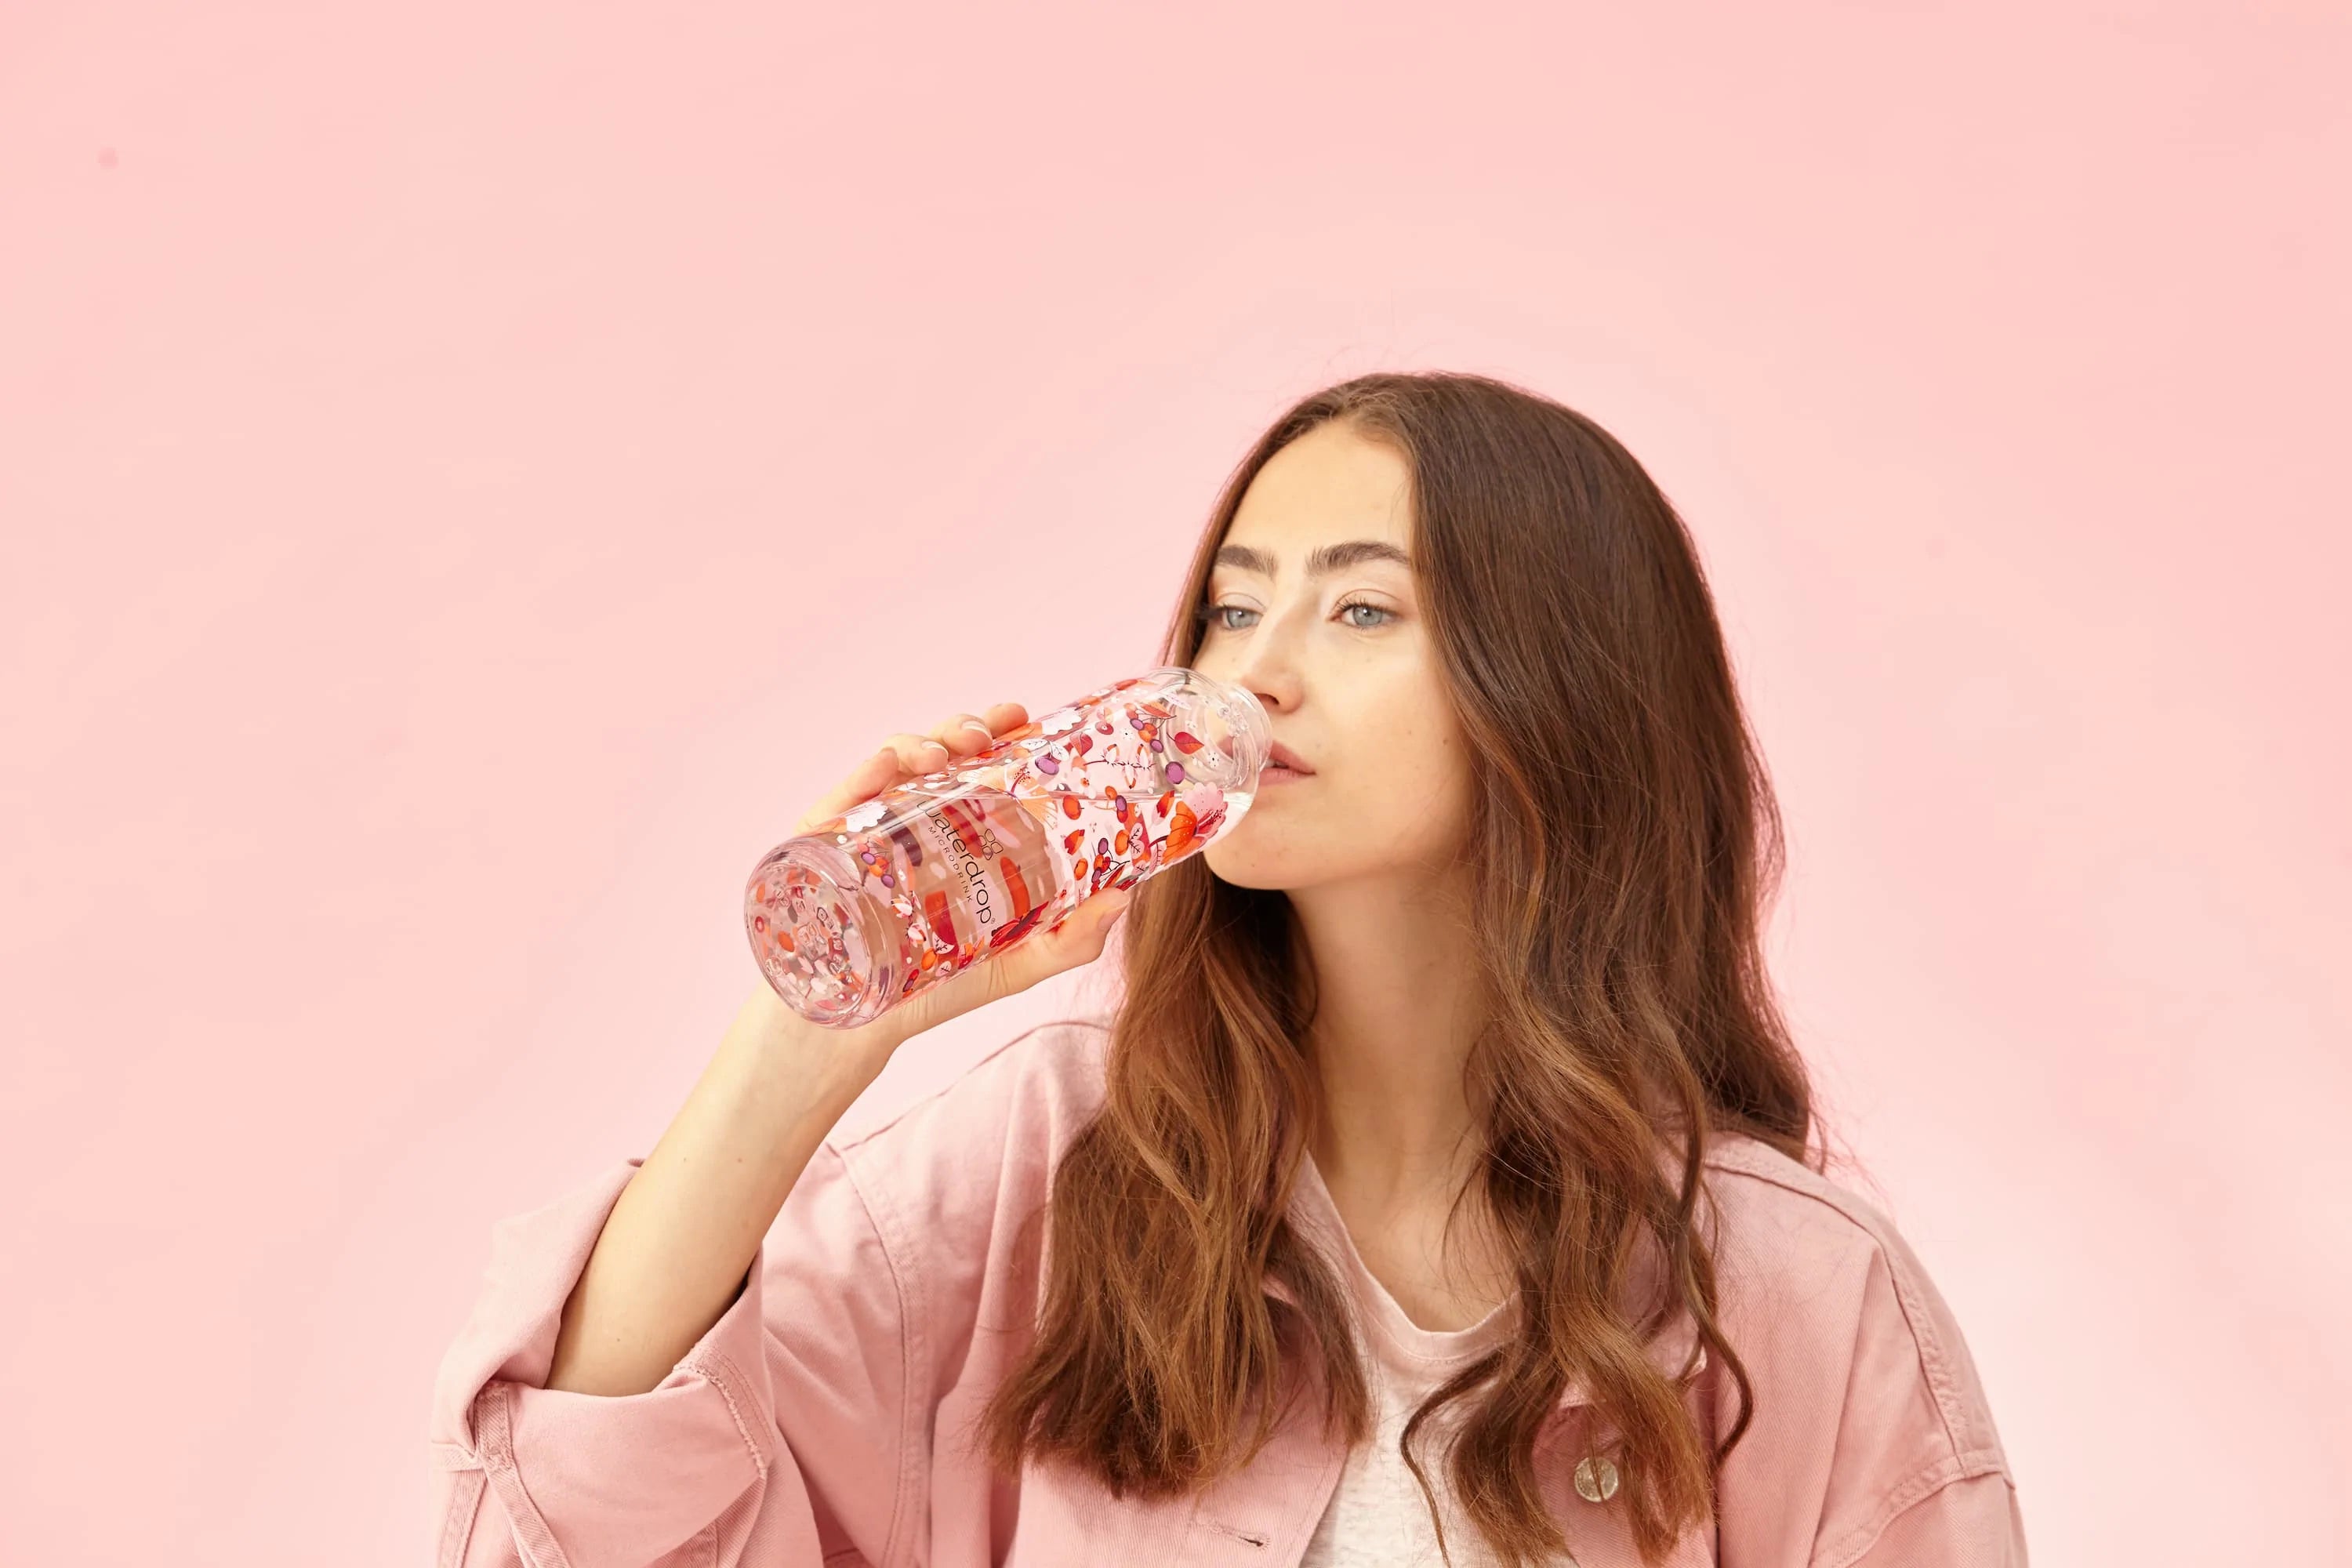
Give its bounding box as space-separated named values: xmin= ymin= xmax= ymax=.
xmin=745 ymin=666 xmax=1271 ymax=1028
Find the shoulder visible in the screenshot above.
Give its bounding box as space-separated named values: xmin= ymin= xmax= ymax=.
xmin=831 ymin=1013 xmax=1112 ymax=1160
xmin=1698 ymin=1130 xmax=1924 ymax=1272
xmin=1696 ymin=1131 xmax=2012 ymax=1482
xmin=823 ymin=1016 xmax=1112 ymax=1248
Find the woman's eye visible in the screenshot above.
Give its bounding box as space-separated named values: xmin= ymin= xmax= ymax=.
xmin=1194 ymin=599 xmax=1394 ymax=633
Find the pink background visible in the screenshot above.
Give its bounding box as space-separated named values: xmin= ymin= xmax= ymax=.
xmin=4 ymin=5 xmax=2347 ymax=1564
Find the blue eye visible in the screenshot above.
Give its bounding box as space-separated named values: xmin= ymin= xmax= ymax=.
xmin=1193 ymin=597 xmax=1396 ymax=633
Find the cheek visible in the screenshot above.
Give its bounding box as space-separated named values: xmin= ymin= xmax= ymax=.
xmin=1330 ymin=753 xmax=1473 ymax=852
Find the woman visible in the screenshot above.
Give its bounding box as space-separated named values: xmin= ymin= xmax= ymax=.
xmin=428 ymin=373 xmax=2028 ymax=1567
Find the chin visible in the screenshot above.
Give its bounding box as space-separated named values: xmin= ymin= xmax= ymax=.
xmin=1202 ymin=843 xmax=1292 ymax=891
xmin=1201 ymin=833 xmax=1332 ymax=892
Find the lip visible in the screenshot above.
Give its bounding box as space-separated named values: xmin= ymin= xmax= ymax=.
xmin=1261 ymin=742 xmax=1317 ymax=780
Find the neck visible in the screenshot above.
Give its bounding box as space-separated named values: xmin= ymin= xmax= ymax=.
xmin=1287 ymin=866 xmax=1488 ymax=1210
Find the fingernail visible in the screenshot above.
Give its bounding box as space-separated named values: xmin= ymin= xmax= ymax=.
xmin=960 ymin=720 xmax=993 ymax=736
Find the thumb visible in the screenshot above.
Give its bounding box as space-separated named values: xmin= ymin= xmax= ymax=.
xmin=995 ymin=884 xmax=1137 ymax=993
xmin=888 ymin=886 xmax=1135 ymax=1036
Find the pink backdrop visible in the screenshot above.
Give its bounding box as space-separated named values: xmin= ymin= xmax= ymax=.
xmin=4 ymin=5 xmax=2347 ymax=1564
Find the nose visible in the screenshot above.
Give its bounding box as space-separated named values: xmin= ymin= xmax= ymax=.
xmin=1211 ymin=633 xmax=1305 ymax=717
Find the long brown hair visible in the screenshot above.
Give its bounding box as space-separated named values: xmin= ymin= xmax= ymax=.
xmin=981 ymin=372 xmax=1826 ymax=1565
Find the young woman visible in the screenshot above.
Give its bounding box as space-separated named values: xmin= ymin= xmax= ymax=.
xmin=429 ymin=373 xmax=2027 ymax=1568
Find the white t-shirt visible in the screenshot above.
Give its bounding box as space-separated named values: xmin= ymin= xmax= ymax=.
xmin=1294 ymin=1154 xmax=1520 ymax=1568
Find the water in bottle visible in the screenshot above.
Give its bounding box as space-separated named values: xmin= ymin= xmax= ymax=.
xmin=745 ymin=666 xmax=1271 ymax=1028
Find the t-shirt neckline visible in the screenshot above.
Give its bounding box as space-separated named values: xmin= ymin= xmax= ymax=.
xmin=1294 ymin=1149 xmax=1521 ymax=1368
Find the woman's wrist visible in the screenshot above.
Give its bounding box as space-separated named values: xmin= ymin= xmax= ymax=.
xmin=723 ymin=980 xmax=909 ymax=1116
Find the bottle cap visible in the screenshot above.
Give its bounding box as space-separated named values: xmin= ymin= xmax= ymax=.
xmin=1157 ymin=666 xmax=1270 ymax=789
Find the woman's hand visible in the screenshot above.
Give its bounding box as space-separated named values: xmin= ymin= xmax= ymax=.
xmin=771 ymin=700 xmax=1134 ymax=1050
xmin=550 ymin=699 xmax=1134 ymax=1399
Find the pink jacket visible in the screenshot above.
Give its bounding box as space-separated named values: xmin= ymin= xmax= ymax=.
xmin=428 ymin=1021 xmax=2027 ymax=1567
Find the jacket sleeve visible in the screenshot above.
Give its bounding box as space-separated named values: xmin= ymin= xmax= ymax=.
xmin=1836 ymin=1471 xmax=2028 ymax=1568
xmin=1803 ymin=1240 xmax=2027 ymax=1568
xmin=426 ymin=1147 xmax=916 ymax=1568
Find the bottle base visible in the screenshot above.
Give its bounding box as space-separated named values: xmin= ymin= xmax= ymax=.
xmin=743 ymin=836 xmax=901 ymax=1029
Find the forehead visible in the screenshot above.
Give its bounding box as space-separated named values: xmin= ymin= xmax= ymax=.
xmin=1223 ymin=421 xmax=1414 ymax=561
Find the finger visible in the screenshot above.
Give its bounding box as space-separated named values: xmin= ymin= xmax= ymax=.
xmin=992 ymin=887 xmax=1136 ymax=996
xmin=929 ymin=712 xmax=998 ymax=757
xmin=791 ymin=706 xmax=1028 ymax=837
xmin=891 ymin=884 xmax=1134 ymax=1035
xmin=1048 ymin=884 xmax=1134 ymax=939
xmin=977 ymin=700 xmax=1029 ymax=728
xmin=931 ymin=702 xmax=1031 ymax=751
xmin=877 ymin=731 xmax=953 ymax=775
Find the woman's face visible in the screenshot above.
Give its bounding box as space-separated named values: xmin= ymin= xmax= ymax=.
xmin=1191 ymin=419 xmax=1476 ymax=894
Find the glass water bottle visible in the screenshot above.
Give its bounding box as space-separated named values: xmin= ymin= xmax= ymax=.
xmin=745 ymin=666 xmax=1271 ymax=1028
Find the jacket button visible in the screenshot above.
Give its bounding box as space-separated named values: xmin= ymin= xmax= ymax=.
xmin=1573 ymin=1455 xmax=1620 ymax=1503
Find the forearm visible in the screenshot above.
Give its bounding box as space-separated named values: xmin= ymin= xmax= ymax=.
xmin=544 ymin=982 xmax=904 ymax=1396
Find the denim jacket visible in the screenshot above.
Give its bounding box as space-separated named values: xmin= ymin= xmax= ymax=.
xmin=429 ymin=1021 xmax=2026 ymax=1567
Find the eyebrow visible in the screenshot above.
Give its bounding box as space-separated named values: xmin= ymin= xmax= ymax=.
xmin=1211 ymin=539 xmax=1414 ymax=579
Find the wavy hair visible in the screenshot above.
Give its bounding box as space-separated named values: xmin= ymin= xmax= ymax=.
xmin=980 ymin=372 xmax=1826 ymax=1566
